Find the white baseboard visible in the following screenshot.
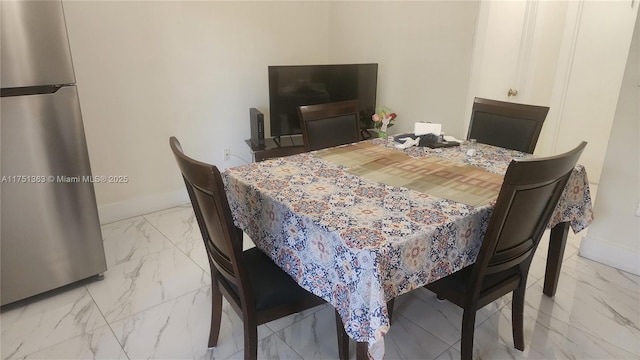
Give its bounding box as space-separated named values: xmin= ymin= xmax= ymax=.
xmin=580 ymin=234 xmax=640 ymax=276
xmin=97 ymin=189 xmax=189 ymax=225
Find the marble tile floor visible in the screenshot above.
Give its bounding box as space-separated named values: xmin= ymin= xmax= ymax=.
xmin=2 ymin=204 xmax=638 ymax=360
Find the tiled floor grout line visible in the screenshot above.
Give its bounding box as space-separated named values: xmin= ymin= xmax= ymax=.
xmin=531 ymin=251 xmax=640 ymax=357
xmin=139 ymin=209 xmax=328 ymax=360
xmin=4 ymin=205 xmax=637 ymax=360
xmin=83 ymin=283 xmax=132 ymax=360
xmin=112 ymin=286 xmax=212 ymax=359
xmin=142 ymin=214 xmax=201 ymax=264
xmin=4 ymin=282 xmax=129 ymax=360
xmin=142 ymin=211 xmax=213 ymax=276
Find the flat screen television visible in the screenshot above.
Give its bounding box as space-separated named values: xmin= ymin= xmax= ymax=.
xmin=268 ymin=63 xmax=378 ymax=138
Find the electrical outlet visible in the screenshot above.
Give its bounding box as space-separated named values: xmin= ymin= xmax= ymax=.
xmin=636 ymin=201 xmax=640 ymax=217
xmin=224 ymin=148 xmax=230 ymax=161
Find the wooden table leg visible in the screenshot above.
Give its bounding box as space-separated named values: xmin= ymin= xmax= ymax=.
xmin=387 ymin=298 xmax=395 ymax=324
xmin=544 ymin=221 xmax=570 ymax=297
xmin=335 ymin=310 xmax=349 ymax=360
xmin=356 ymin=342 xmax=368 ymax=360
xmin=350 ymin=299 xmax=394 ymax=360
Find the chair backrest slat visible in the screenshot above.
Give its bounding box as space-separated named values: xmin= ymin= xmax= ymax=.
xmin=468 ymin=97 xmax=549 ymax=153
xmin=298 ymin=100 xmax=361 ymax=152
xmin=476 ymin=141 xmax=586 ymax=276
xmin=170 ymin=137 xmax=244 ymax=287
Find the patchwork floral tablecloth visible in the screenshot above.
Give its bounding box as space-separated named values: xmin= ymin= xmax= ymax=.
xmin=222 ymin=138 xmax=593 ymax=359
xmin=377 ymin=138 xmax=593 ymax=232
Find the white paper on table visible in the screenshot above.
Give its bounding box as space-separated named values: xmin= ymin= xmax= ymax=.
xmin=414 ymin=122 xmax=442 ymax=136
xmin=443 ymin=135 xmax=462 ymax=143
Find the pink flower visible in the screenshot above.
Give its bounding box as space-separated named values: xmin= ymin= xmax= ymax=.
xmin=373 ymin=107 xmax=397 ymax=130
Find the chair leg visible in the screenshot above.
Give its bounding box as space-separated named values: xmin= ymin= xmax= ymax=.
xmin=208 ymin=282 xmax=223 ymax=348
xmin=335 ymin=309 xmax=349 ymax=360
xmin=387 ymin=298 xmax=395 ymax=324
xmin=512 ymin=285 xmax=526 ymax=351
xmin=244 ymin=320 xmax=258 ymax=360
xmin=460 ymin=309 xmax=477 ymax=360
xmin=356 ymin=341 xmax=368 ymax=360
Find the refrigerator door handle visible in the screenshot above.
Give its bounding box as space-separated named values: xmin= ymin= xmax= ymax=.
xmin=1 ymin=85 xmax=66 ymax=98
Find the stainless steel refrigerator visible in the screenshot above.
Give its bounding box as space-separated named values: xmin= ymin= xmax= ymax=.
xmin=1 ymin=0 xmax=107 ymax=306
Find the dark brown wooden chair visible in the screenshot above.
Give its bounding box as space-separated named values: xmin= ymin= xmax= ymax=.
xmin=421 ymin=141 xmax=586 ymax=360
xmin=169 ymin=136 xmax=348 ymax=360
xmin=468 ymin=97 xmax=549 ymax=153
xmin=298 ymin=100 xmax=361 ymax=152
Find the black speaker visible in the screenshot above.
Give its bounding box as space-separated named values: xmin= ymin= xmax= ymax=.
xmin=250 ymin=108 xmax=265 ymax=146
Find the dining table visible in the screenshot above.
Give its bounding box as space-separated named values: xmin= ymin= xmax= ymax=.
xmin=222 ymin=137 xmax=593 ymax=359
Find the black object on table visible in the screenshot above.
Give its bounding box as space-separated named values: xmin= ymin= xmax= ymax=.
xmin=394 ymin=133 xmax=460 ymax=148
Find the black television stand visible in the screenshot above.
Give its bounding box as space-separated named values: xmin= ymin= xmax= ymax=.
xmin=244 ymin=135 xmax=305 ymax=162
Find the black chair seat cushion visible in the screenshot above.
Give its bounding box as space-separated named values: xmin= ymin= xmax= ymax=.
xmin=227 ymin=247 xmax=318 ymax=311
xmin=429 ymin=265 xmax=521 ymax=300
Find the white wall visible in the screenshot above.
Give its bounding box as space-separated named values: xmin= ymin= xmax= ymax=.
xmin=465 ymin=1 xmax=638 ymax=275
xmin=465 ymin=0 xmax=570 ymax=153
xmin=327 ymin=1 xmax=479 ymax=139
xmin=580 ymin=13 xmax=640 ymax=276
xmin=545 ymin=1 xmax=638 ymax=182
xmin=465 ymin=1 xmax=568 ymax=108
xmin=63 ymin=1 xmax=479 ymax=224
xmin=64 ymin=0 xmax=639 ymax=283
xmin=63 ymin=1 xmax=330 ymax=223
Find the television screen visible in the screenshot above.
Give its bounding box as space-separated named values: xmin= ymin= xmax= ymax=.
xmin=268 ymin=63 xmax=378 ymax=138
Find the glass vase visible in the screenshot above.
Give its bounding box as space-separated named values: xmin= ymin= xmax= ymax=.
xmin=377 ymin=130 xmax=387 ymax=138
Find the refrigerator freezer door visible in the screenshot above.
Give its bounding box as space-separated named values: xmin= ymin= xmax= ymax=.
xmin=1 ymin=86 xmax=107 ymax=306
xmin=1 ymin=0 xmax=75 ymax=89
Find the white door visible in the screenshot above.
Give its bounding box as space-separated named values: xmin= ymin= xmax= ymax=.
xmin=465 ymin=1 xmax=569 ymax=137
xmin=543 ymin=0 xmax=639 ymax=182
xmin=468 ymin=1 xmax=526 ymax=102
